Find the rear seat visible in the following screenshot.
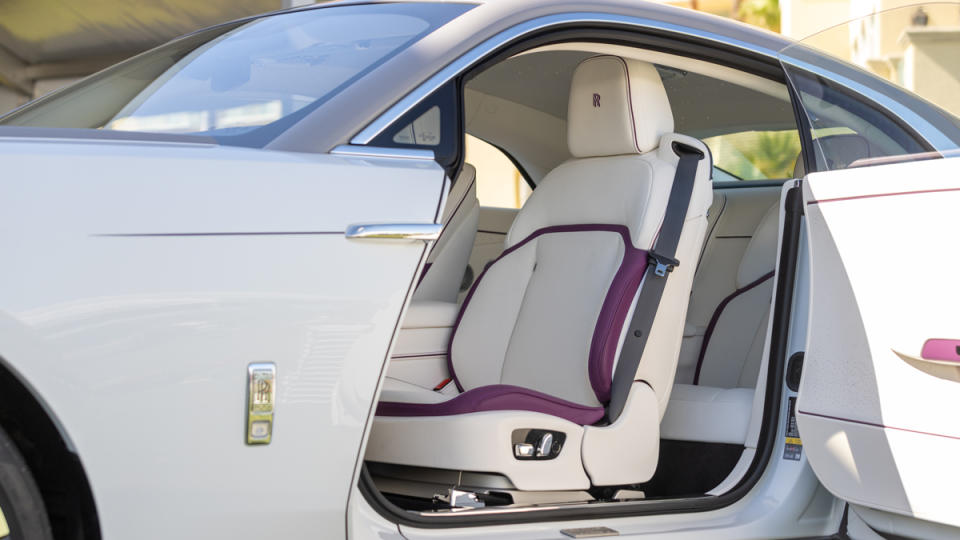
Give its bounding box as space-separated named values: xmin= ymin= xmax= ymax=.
xmin=413 ymin=164 xmax=479 ymax=303
xmin=661 ymin=203 xmax=779 ymax=445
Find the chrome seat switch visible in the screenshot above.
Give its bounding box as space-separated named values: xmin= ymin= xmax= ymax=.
xmin=535 ymin=432 xmax=554 ymax=457
xmin=514 ymin=443 xmax=535 ymax=458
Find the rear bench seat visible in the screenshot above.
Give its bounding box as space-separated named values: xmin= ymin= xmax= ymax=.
xmin=660 ymin=203 xmax=779 ymax=445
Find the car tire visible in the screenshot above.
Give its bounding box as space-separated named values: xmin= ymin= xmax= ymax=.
xmin=0 ymin=425 xmax=53 ymax=540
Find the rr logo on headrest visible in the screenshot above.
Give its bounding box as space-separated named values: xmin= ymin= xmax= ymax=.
xmin=592 ymin=93 xmax=601 ymax=108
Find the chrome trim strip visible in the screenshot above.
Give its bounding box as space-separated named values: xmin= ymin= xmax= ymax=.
xmin=350 ymin=12 xmax=779 ymax=145
xmin=330 ymin=144 xmax=435 ymax=160
xmin=779 ymin=56 xmax=958 ymax=151
xmin=345 ymin=223 xmax=443 ymax=241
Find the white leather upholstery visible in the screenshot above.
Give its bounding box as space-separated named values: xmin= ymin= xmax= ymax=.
xmin=413 ymin=164 xmax=479 ymax=302
xmin=379 ymin=377 xmax=449 ymax=404
xmin=369 ymin=57 xmax=712 ymax=490
xmin=660 ymin=384 xmax=754 ymax=444
xmin=385 ymin=301 xmax=459 ymax=390
xmin=367 ymin=411 xmax=590 ymax=491
xmin=696 ymin=203 xmax=778 ymax=389
xmin=568 ymin=56 xmax=674 ymax=157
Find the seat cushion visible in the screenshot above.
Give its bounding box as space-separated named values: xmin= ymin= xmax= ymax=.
xmin=659 ymin=384 xmax=753 ymax=444
xmin=377 ymin=384 xmax=606 ymax=426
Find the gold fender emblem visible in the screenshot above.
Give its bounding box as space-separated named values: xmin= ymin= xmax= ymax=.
xmin=247 ymin=363 xmax=276 ymax=445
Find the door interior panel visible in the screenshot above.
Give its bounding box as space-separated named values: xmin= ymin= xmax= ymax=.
xmin=797 ymin=158 xmax=960 ymax=528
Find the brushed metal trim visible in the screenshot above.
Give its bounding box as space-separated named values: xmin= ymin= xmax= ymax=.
xmin=345 ymin=223 xmax=442 ymax=241
xmin=350 ymin=12 xmax=778 ymax=145
xmin=331 ymin=144 xmax=435 ymax=160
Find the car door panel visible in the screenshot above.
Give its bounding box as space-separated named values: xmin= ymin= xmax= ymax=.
xmin=0 ymin=140 xmax=444 ymax=539
xmin=797 ymin=157 xmax=960 ymax=527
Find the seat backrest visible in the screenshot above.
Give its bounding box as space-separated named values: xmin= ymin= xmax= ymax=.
xmin=694 ymin=202 xmax=779 ymax=388
xmin=447 ymin=56 xmax=712 ymax=409
xmin=413 ymin=164 xmax=480 ymax=302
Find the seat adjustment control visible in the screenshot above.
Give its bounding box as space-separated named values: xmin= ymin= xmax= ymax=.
xmin=512 ymin=429 xmax=565 ymax=460
xmin=514 ymin=443 xmax=535 ymax=458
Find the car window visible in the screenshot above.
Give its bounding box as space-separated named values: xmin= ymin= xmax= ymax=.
xmin=780 ymin=3 xmax=960 ymax=172
xmin=703 ymin=129 xmax=803 ymax=180
xmin=465 ymin=134 xmax=531 ymax=209
xmin=0 ymin=3 xmax=472 ymax=148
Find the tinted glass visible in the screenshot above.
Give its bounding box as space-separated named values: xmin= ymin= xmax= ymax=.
xmin=0 ymin=3 xmax=471 ymax=147
xmin=780 ymin=3 xmax=960 ymax=171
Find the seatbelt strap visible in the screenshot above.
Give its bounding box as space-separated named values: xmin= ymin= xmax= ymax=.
xmin=605 ymin=142 xmax=704 ymax=423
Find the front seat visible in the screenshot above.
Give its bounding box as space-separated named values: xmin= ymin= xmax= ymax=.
xmin=366 ymin=56 xmax=712 ymax=491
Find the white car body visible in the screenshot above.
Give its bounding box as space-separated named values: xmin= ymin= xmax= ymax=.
xmin=0 ymin=1 xmax=958 ymax=539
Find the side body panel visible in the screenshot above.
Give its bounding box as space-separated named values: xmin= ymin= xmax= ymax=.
xmin=0 ymin=140 xmax=443 ymax=539
xmin=798 ymin=157 xmax=960 ymax=528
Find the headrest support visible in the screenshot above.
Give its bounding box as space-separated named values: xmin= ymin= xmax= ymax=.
xmin=567 ymin=56 xmax=674 ymax=158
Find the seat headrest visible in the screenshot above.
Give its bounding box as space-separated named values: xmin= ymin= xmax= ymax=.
xmin=567 ymin=56 xmax=674 ymax=158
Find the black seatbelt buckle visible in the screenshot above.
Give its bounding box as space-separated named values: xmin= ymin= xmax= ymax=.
xmin=648 ymin=251 xmax=679 ymax=277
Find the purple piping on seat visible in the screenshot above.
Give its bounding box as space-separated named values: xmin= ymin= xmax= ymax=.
xmin=446 ymin=223 xmax=643 ymax=405
xmin=692 ymin=270 xmax=775 ymax=385
xmin=376 ymin=384 xmax=606 ymax=425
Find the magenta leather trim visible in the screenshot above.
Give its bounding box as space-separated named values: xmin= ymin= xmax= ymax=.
xmin=692 ymin=270 xmax=775 ymax=385
xmin=446 ymin=223 xmax=641 ymax=404
xmin=921 ymin=339 xmax=960 ymax=363
xmin=376 ymin=384 xmax=606 ymax=425
xmin=588 ymin=239 xmax=648 ymax=403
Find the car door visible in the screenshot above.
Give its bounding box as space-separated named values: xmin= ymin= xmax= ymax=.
xmin=798 ymin=157 xmax=960 ymax=528
xmin=0 ymin=137 xmax=445 ymax=539
xmin=779 ymin=7 xmax=960 ymax=529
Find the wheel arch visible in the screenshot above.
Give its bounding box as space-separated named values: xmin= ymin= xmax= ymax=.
xmin=0 ymin=354 xmax=101 ymax=540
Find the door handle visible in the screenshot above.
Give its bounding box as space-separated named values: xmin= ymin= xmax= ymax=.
xmin=893 ymin=338 xmax=960 ymax=366
xmin=345 ymin=223 xmax=442 ymax=242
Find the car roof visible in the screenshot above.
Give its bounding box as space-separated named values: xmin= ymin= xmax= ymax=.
xmin=310 ymin=0 xmax=795 ymax=53
xmin=269 ymin=0 xmax=798 ymax=153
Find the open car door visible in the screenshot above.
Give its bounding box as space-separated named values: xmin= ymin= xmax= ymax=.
xmin=799 ymin=157 xmax=960 ymax=528
xmin=781 ymin=5 xmax=960 ymax=530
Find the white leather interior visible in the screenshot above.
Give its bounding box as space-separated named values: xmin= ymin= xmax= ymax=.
xmin=413 ymin=164 xmax=479 ymax=303
xmin=385 ymin=301 xmax=458 ymax=390
xmin=659 ymin=384 xmax=754 ymax=444
xmin=581 ymin=382 xmax=660 ymax=485
xmin=369 ymin=56 xmax=712 ymax=490
xmin=695 ymin=202 xmax=778 ymax=389
xmin=661 ymin=194 xmax=780 ymax=446
xmin=367 ymin=411 xmax=590 ymax=491
xmin=675 ymin=188 xmax=781 ymax=386
xmin=567 ymin=56 xmax=674 ymax=157
xmin=453 ymin=230 xmax=626 ymax=406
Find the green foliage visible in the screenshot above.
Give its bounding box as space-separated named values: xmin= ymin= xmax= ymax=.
xmin=738 ymin=130 xmax=802 ymax=179
xmin=738 ymin=0 xmax=781 ymax=33
xmin=705 ymin=130 xmax=802 ymax=180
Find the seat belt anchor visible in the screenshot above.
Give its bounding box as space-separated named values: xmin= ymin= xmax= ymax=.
xmin=648 ymin=251 xmax=679 ymax=277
